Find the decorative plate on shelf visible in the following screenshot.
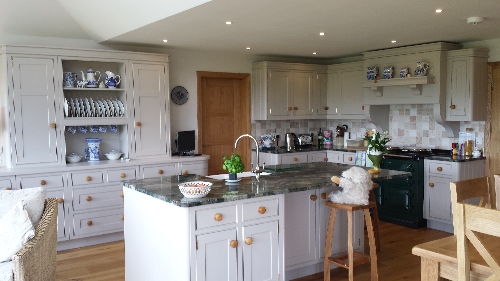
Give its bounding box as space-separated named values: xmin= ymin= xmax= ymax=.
xmin=171 ymin=86 xmax=189 ymax=105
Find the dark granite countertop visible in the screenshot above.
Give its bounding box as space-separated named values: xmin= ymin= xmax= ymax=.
xmin=425 ymin=155 xmax=486 ymax=162
xmin=123 ymin=162 xmax=411 ymax=207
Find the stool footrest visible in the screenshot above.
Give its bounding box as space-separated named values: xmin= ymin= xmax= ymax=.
xmin=327 ymin=252 xmax=371 ymax=269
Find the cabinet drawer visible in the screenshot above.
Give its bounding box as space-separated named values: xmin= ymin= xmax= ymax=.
xmin=72 ymin=185 xmax=124 ymax=211
xmin=179 ymin=162 xmax=208 ymax=176
xmin=428 ymin=162 xmax=452 ymax=176
xmin=342 ymin=153 xmax=356 ymax=164
xmin=46 ymin=189 xmax=68 ymax=241
xmin=0 ymin=178 xmax=14 ymax=190
xmin=195 ymin=204 xmax=238 ymax=230
xmin=71 ymin=208 xmax=124 ymax=239
xmin=281 ymin=154 xmax=308 ymax=164
xmin=19 ymin=174 xmax=65 ymax=189
xmin=107 ymin=168 xmax=137 ymax=182
xmin=242 ymin=198 xmax=279 ymax=222
xmin=141 ymin=164 xmax=177 ymax=178
xmin=70 ymin=171 xmax=104 ymax=186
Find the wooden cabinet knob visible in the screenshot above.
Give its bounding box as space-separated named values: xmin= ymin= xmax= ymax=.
xmin=136 ymin=121 xmax=142 ymax=127
xmin=324 ymin=157 xmax=328 ymax=162
xmin=214 ymin=213 xmax=223 ymax=221
xmin=258 ymin=206 xmax=266 ymax=214
xmin=49 ymin=123 xmax=56 ymax=129
xmin=158 ymin=169 xmax=164 ymax=174
xmin=230 ymin=240 xmax=238 ymax=248
xmin=40 ymin=180 xmax=46 ymax=186
xmin=120 ymin=192 xmax=124 ymax=198
xmin=310 ymin=195 xmax=317 ymax=201
xmin=320 ymin=193 xmax=327 ymax=199
xmin=362 ymin=105 xmax=365 ymax=110
xmin=429 ymin=183 xmax=435 ymax=187
xmin=324 ymin=106 xmax=329 ymax=110
xmin=287 ymin=107 xmax=292 ymax=111
xmin=120 ymin=173 xmax=126 ymax=178
xmin=245 ymin=237 xmax=253 ymax=245
xmin=87 ymin=220 xmax=93 ymax=226
xmin=86 ymin=176 xmax=92 ymax=181
xmin=86 ymin=196 xmax=92 ymax=201
xmin=182 ymin=170 xmax=189 ymax=175
xmin=348 ymin=157 xmax=353 ymax=161
xmin=450 ymin=104 xmax=456 ymax=109
xmin=293 ymin=106 xmax=298 ymax=110
xmin=57 ymin=198 xmax=64 ymax=204
xmin=5 ymin=187 xmax=12 ymax=190
xmin=437 ymin=167 xmax=443 ymax=172
xmin=293 ymin=157 xmax=298 ymax=161
xmin=121 ymin=215 xmax=124 ymax=221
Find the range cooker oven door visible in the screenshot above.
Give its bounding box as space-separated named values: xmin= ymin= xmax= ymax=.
xmin=377 ymin=158 xmax=427 ymax=228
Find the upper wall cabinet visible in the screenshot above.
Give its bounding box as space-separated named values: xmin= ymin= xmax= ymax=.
xmin=327 ymin=61 xmax=365 ymax=119
xmin=251 ymin=61 xmax=327 ymax=121
xmin=446 ymin=48 xmax=489 ymax=121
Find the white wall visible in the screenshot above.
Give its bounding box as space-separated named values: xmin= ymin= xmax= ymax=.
xmin=463 ymin=38 xmax=500 ymax=62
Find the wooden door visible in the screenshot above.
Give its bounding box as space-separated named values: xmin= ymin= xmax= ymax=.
xmin=487 ymin=62 xmax=500 ymax=204
xmin=195 ymin=229 xmax=238 ymax=281
xmin=198 ymin=72 xmax=250 ymax=175
xmin=242 ymin=221 xmax=279 ymax=281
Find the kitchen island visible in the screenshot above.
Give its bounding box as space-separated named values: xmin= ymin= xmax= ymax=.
xmin=122 ymin=162 xmax=410 ymax=281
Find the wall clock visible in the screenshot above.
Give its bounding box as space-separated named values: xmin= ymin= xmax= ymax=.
xmin=171 ymin=86 xmax=189 ymax=105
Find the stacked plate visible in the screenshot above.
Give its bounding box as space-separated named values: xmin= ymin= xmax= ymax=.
xmin=64 ymin=97 xmax=125 ymax=118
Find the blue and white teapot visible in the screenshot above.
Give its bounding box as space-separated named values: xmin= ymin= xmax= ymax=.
xmin=81 ymin=67 xmax=100 ymax=88
xmin=105 ymin=71 xmax=121 ymax=88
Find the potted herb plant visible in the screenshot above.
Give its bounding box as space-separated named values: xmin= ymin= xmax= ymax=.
xmin=222 ymin=153 xmax=245 ymax=180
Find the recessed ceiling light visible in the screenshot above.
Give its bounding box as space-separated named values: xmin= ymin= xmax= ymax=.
xmin=319 ymin=32 xmax=325 ymax=36
xmin=313 ymin=52 xmax=317 ymax=55
xmin=435 ymin=9 xmax=443 ymax=13
xmin=162 ymin=39 xmax=168 ymax=43
xmin=226 ymin=21 xmax=232 ymax=25
xmin=391 ymin=40 xmax=397 ymax=43
xmin=246 ymin=47 xmax=251 ymax=50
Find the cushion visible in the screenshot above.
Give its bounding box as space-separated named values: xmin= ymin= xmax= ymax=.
xmin=0 ymin=261 xmax=13 ymax=281
xmin=0 ymin=200 xmax=35 ymax=263
xmin=0 ymin=187 xmax=46 ymax=227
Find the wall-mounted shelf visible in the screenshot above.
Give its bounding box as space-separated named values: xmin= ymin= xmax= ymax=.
xmin=63 ymin=87 xmax=125 ymax=91
xmin=62 ymin=117 xmax=129 ymax=126
xmin=361 ymin=76 xmax=433 ymax=96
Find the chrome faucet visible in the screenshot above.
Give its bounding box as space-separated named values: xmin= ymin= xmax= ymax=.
xmin=234 ymin=134 xmax=264 ymax=181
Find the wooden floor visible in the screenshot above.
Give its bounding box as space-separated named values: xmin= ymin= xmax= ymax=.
xmin=55 ymin=221 xmax=451 ymax=281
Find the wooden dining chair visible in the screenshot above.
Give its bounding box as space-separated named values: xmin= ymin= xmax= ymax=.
xmin=450 ymin=177 xmax=494 ymax=235
xmin=455 ymin=201 xmax=500 ymax=281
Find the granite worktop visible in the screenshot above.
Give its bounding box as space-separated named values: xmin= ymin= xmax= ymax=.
xmin=123 ymin=162 xmax=411 ymax=207
xmin=256 ymin=146 xmax=365 ymax=154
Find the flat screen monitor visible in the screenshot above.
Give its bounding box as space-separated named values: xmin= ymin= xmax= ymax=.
xmin=177 ymin=130 xmax=195 ymax=155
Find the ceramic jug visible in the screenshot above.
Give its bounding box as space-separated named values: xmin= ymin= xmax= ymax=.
xmin=366 ymin=66 xmax=379 ymax=81
xmin=82 ymin=67 xmax=100 ymax=88
xmin=105 ymin=71 xmax=121 ymax=88
xmin=63 ymin=72 xmax=76 ymax=88
xmin=383 ymin=66 xmax=394 ymax=79
xmin=414 ymin=61 xmax=429 ymax=76
xmin=400 ymin=67 xmax=409 ymax=78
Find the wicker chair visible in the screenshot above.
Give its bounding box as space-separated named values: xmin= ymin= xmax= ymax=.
xmin=11 ymin=198 xmax=57 ymax=281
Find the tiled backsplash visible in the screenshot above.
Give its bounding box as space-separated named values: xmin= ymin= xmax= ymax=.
xmin=252 ymin=104 xmax=485 ymax=149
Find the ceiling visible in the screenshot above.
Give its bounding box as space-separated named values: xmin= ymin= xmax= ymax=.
xmin=2 ymin=0 xmax=500 ymax=59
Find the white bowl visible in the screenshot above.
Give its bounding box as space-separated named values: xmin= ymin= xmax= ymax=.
xmin=66 ymin=153 xmax=82 ymax=163
xmin=105 ymin=150 xmax=122 ymax=160
xmin=178 ymin=181 xmax=212 ymax=198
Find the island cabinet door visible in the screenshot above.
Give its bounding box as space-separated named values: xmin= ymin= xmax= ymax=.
xmin=195 ymin=229 xmax=238 ymax=281
xmin=242 ymin=221 xmax=279 ymax=281
xmin=284 ymin=190 xmax=317 ymax=268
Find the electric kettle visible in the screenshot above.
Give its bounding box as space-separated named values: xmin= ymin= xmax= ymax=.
xmin=285 ymin=133 xmax=295 ymax=152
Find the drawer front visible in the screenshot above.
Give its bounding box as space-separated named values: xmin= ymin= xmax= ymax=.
xmin=71 ymin=208 xmax=124 ymax=239
xmin=72 ymin=185 xmax=124 ymax=211
xmin=70 ymin=171 xmax=104 ymax=186
xmin=141 ymin=164 xmax=177 ymax=179
xmin=195 ymin=204 xmax=238 ymax=230
xmin=428 ymin=162 xmax=452 ymax=175
xmin=242 ymin=198 xmax=279 ymax=222
xmin=19 ymin=174 xmax=65 ymax=189
xmin=46 ymin=189 xmax=69 ymax=241
xmin=342 ymin=153 xmax=356 ymax=165
xmin=179 ymin=162 xmax=208 ymax=176
xmin=281 ymin=154 xmax=308 ymax=164
xmin=309 ymin=152 xmax=327 ymax=163
xmin=107 ymin=168 xmax=137 ymax=182
xmin=0 ymin=178 xmax=14 ymax=190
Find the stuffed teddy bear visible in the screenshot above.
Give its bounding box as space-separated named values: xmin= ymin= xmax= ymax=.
xmin=330 ymin=166 xmax=374 ymax=205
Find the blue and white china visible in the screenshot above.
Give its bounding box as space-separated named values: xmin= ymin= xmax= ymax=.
xmin=89 ymin=125 xmax=99 ymax=133
xmin=81 ymin=67 xmax=100 ymax=88
xmin=84 ymin=148 xmax=90 ymax=161
xmin=63 ymin=72 xmax=76 ymax=88
xmin=78 ymin=126 xmax=87 ymax=134
xmin=109 ymin=125 xmax=118 ymax=133
xmin=383 ymin=66 xmax=394 ymax=79
xmin=67 ymin=126 xmax=76 ymax=134
xmin=77 ymin=79 xmax=87 ymax=88
xmin=85 ymin=138 xmax=102 ymax=162
xmin=366 ymin=66 xmax=379 ymax=81
xmin=414 ymin=61 xmax=429 ymax=76
xmin=104 ymin=71 xmax=121 ymax=88
xmin=98 ymin=125 xmax=107 ymax=133
xmin=400 ymin=67 xmax=410 ymax=78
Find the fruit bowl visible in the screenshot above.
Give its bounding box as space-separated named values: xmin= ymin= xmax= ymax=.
xmin=178 ymin=181 xmax=212 ymax=198
xmin=105 ymin=150 xmax=122 ymax=160
xmin=66 ymin=153 xmax=82 ymax=163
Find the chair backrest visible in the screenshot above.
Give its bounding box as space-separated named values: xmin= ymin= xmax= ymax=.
xmin=455 ymin=202 xmax=500 ymax=281
xmin=450 ymin=177 xmax=493 ymax=235
xmin=493 ymin=175 xmax=500 ymax=210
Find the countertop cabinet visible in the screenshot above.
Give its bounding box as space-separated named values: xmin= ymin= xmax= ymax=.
xmin=327 ymin=150 xmax=356 ymax=165
xmin=195 ymin=229 xmax=238 ymax=281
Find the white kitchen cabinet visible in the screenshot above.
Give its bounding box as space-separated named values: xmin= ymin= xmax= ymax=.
xmin=178 ymin=160 xmax=209 ymax=176
xmin=281 ymin=153 xmax=309 ymax=164
xmin=328 ymin=61 xmax=365 ymax=119
xmin=308 ymin=151 xmax=328 ymax=163
xmin=313 ymin=73 xmax=330 ymax=116
xmin=8 ymin=56 xmax=60 ymax=167
xmin=267 ymin=69 xmax=292 ymax=118
xmin=259 ymin=151 xmax=327 ymax=166
xmin=140 ymin=163 xmax=178 ymax=178
xmin=446 ymin=48 xmax=489 ymax=121
xmin=195 ymin=229 xmax=238 ymax=281
xmin=327 ymin=150 xmax=356 ymax=165
xmin=292 ymin=71 xmax=314 ymax=117
xmin=423 ymin=159 xmax=485 ymax=232
xmin=0 ymin=177 xmax=16 ymax=190
xmin=242 ymin=221 xmax=280 ymax=281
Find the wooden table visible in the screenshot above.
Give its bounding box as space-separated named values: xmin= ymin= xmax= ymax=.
xmin=412 ymin=235 xmax=500 ymax=280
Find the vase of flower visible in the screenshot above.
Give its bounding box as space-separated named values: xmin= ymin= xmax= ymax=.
xmin=364 ymin=130 xmax=391 ymax=174
xmin=367 ymin=150 xmax=383 ymax=174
